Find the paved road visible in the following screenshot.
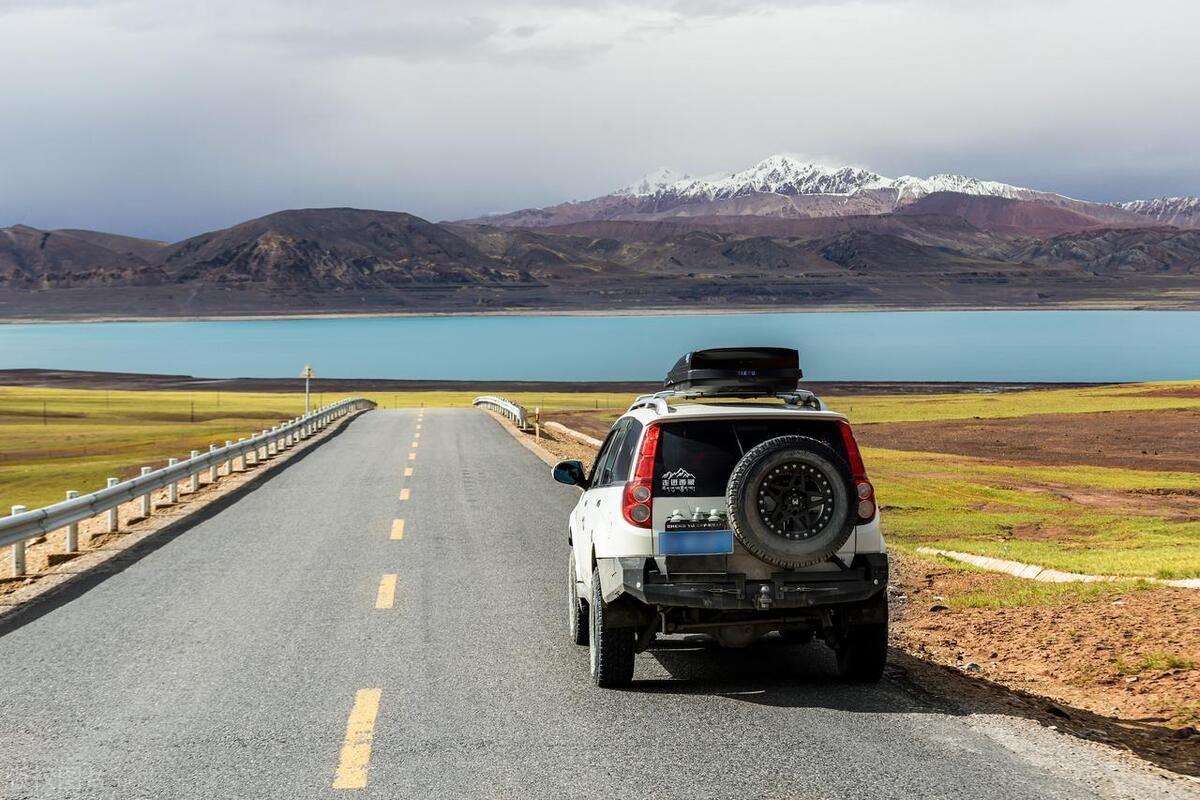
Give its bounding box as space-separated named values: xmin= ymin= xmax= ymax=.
xmin=0 ymin=410 xmax=1193 ymax=799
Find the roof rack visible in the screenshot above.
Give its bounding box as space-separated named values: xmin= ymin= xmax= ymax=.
xmin=626 ymin=388 xmax=823 ymax=415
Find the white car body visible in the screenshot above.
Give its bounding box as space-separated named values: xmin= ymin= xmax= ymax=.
xmin=569 ymin=401 xmax=885 ymax=601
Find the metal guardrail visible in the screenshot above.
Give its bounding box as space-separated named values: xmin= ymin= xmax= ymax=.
xmin=2 ymin=397 xmax=376 ymax=575
xmin=473 ymin=395 xmax=527 ymax=429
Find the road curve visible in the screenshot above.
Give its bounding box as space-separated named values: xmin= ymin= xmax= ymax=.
xmin=0 ymin=409 xmax=1192 ymax=799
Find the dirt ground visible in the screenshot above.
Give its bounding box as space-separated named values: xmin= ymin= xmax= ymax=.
xmin=540 ymin=410 xmax=619 ymax=442
xmin=891 ymin=553 xmax=1200 ymax=773
xmin=858 ymin=408 xmax=1200 ymax=472
xmin=891 ymin=554 xmax=1200 ymax=726
xmin=527 ymin=425 xmax=600 ymax=467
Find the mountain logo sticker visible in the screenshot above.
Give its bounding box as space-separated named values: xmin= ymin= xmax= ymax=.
xmin=660 ymin=468 xmax=696 ymax=494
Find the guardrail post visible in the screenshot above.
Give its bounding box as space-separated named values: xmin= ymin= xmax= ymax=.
xmin=190 ymin=451 xmax=200 ymax=493
xmin=268 ymin=428 xmax=277 ymax=457
xmin=236 ymin=438 xmax=246 ymax=470
xmin=224 ymin=441 xmax=233 ymax=475
xmin=64 ymin=491 xmax=79 ymax=552
xmin=105 ymin=478 xmax=119 ymax=533
xmin=167 ymin=460 xmax=179 ymax=504
xmin=140 ymin=467 xmax=153 ymax=517
xmin=10 ymin=505 xmax=27 ymax=577
xmin=208 ymin=444 xmax=218 ymax=483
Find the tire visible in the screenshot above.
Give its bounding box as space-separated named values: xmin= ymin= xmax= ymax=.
xmin=836 ymin=621 xmax=888 ymax=684
xmin=567 ymin=551 xmax=588 ymax=646
xmin=588 ymin=568 xmax=634 ymax=688
xmin=781 ymin=629 xmax=814 ymax=645
xmin=726 ymin=435 xmax=855 ymax=569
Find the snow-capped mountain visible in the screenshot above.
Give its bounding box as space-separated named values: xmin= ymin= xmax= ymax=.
xmin=619 ymin=155 xmax=1041 ymax=205
xmin=1115 ymin=197 xmax=1200 ymax=228
xmin=620 ymin=156 xmax=893 ymax=200
xmin=462 ymin=154 xmax=1196 ymax=231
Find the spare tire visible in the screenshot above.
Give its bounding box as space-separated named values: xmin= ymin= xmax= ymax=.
xmin=726 ymin=435 xmax=855 ymax=569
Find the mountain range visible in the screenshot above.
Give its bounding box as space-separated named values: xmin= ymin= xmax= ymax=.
xmin=2 ymin=155 xmax=1198 ymax=318
xmin=466 ymin=155 xmax=1200 ymax=232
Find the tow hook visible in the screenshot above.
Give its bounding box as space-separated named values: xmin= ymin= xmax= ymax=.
xmin=754 ymin=584 xmax=773 ymax=610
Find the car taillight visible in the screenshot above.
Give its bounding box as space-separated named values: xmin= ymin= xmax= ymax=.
xmin=622 ymin=424 xmax=660 ymax=528
xmin=838 ymin=420 xmax=876 ymax=523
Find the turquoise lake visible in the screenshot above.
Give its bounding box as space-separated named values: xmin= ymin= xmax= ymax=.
xmin=1 ymin=311 xmax=1197 ymax=382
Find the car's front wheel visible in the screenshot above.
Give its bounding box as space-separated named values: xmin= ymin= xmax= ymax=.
xmin=567 ymin=551 xmax=588 ymax=646
xmin=588 ymin=568 xmax=635 ymax=687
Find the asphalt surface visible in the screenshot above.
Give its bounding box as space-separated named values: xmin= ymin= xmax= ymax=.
xmin=0 ymin=409 xmax=1194 ymax=799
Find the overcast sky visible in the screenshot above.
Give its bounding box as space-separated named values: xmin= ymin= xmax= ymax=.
xmin=1 ymin=0 xmax=1196 ymax=241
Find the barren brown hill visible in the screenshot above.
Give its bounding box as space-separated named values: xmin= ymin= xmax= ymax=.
xmin=895 ymin=193 xmax=1113 ymax=236
xmin=2 ymin=205 xmax=1200 ymax=318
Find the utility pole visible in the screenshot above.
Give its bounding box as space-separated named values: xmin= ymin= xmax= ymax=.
xmin=300 ymin=364 xmax=316 ymax=413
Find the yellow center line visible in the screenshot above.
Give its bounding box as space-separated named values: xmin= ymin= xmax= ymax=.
xmin=414 ymin=432 xmax=421 ymax=439
xmin=333 ymin=688 xmax=382 ymax=790
xmin=375 ymin=574 xmax=397 ymax=609
xmin=399 ymin=488 xmax=411 ymax=501
xmin=411 ymin=441 xmax=419 ymax=448
xmin=390 ymin=519 xmax=405 ymax=540
xmin=408 ymin=452 xmax=416 ymax=461
xmin=403 ymin=467 xmax=413 ymax=477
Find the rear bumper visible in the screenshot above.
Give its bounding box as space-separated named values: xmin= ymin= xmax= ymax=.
xmin=598 ymin=553 xmax=888 ymax=612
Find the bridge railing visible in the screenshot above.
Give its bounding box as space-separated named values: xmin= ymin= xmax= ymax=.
xmin=472 ymin=395 xmax=528 ymax=429
xmin=2 ymin=397 xmax=376 ymax=576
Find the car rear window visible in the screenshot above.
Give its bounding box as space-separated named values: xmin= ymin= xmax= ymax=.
xmin=654 ymin=418 xmax=842 ymax=497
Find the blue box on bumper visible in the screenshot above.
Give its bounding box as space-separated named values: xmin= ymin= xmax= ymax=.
xmin=657 ymin=530 xmax=735 ymax=555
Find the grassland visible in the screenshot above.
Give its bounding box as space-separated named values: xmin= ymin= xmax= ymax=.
xmin=4 ymin=381 xmax=1199 ymax=581
xmin=0 ymin=387 xmax=636 ymax=512
xmin=865 ymin=447 xmax=1200 ymax=578
xmin=822 ymin=381 xmax=1200 ymax=424
xmin=0 ymin=388 xmax=329 ymax=510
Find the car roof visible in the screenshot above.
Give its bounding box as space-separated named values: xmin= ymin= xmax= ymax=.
xmin=623 ymin=401 xmax=847 ymax=424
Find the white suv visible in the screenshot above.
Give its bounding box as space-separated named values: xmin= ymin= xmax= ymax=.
xmin=553 ymin=348 xmax=887 ymax=688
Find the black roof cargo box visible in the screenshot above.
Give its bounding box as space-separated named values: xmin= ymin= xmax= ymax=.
xmin=664 ymin=347 xmax=802 ymax=396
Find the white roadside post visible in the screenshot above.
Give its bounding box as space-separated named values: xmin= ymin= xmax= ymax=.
xmin=224 ymin=441 xmax=233 ymax=475
xmin=105 ymin=478 xmax=120 ymax=532
xmin=167 ymin=460 xmax=179 ymax=504
xmin=301 ymin=364 xmax=315 ymax=414
xmin=268 ymin=428 xmax=277 ymax=457
xmin=140 ymin=467 xmax=153 ymax=517
xmin=237 ymin=438 xmax=247 ymax=470
xmin=64 ymin=491 xmax=79 ymax=552
xmin=189 ymin=451 xmax=201 ymax=493
xmin=208 ymin=444 xmax=218 ymax=483
xmin=10 ymin=505 xmax=27 ymax=577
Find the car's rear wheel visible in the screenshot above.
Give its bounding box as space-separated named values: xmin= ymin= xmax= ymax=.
xmin=836 ymin=593 xmax=889 ymax=683
xmin=726 ymin=435 xmax=856 ymax=569
xmin=588 ymin=568 xmax=634 ymax=687
xmin=567 ymin=551 xmax=588 ymax=646
xmin=836 ymin=623 xmax=888 ymax=683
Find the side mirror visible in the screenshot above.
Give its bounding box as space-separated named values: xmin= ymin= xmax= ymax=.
xmin=552 ymin=460 xmax=587 ymax=488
